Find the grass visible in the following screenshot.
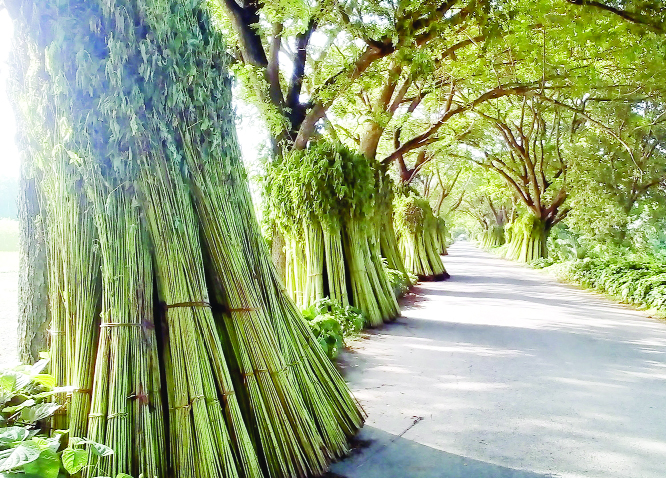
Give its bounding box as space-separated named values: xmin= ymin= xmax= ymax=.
xmin=0 ymin=219 xmax=18 ymax=252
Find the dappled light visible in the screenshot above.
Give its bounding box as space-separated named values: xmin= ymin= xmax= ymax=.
xmin=336 ymin=243 xmax=666 ymax=478
xmin=2 ymin=0 xmax=665 ymax=476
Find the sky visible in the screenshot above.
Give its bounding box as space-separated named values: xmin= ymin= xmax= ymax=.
xmin=0 ymin=9 xmax=19 ymax=180
xmin=0 ymin=9 xmax=268 ymax=184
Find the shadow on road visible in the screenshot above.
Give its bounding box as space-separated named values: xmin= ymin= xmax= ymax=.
xmin=333 ymin=242 xmax=666 ymax=478
xmin=329 ymin=426 xmax=556 ymax=478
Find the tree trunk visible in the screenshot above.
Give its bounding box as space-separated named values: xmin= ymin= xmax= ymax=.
xmin=7 ymin=1 xmax=50 ymax=364
xmin=359 ymin=122 xmax=384 ymax=160
xmin=16 ymin=170 xmax=49 ymax=364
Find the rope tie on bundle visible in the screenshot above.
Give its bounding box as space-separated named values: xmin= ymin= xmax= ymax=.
xmin=219 ymin=390 xmax=236 ymax=406
xmin=169 ymin=394 xmax=207 ymax=412
xmin=70 ymin=388 xmax=92 ymax=395
xmin=107 ymin=412 xmax=130 ymax=420
xmin=165 ymin=301 xmax=212 ymax=309
xmin=87 ymin=411 xmax=130 ymax=420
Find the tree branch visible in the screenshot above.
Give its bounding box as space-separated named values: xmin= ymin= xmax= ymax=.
xmin=218 ymin=0 xmax=268 ymax=67
xmin=565 ymin=0 xmax=665 ymax=33
xmin=382 ymin=84 xmax=534 ymax=164
xmin=267 ymin=23 xmax=285 ymax=108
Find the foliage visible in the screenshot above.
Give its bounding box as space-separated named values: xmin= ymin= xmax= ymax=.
xmin=393 ymin=191 xmax=430 ymax=237
xmin=266 ymin=141 xmax=377 ymax=233
xmin=0 ymin=359 xmax=119 ymax=478
xmin=385 ymin=265 xmax=416 ymax=298
xmin=545 ymin=257 xmax=666 ymax=314
xmin=565 ymin=101 xmax=666 ymax=248
xmin=302 ymin=299 xmax=365 ymax=359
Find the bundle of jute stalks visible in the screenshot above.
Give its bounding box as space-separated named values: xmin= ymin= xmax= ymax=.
xmin=6 ymin=0 xmax=364 ymax=477
xmin=267 ymin=141 xmax=399 ymax=327
xmin=394 ymin=190 xmax=450 ymax=281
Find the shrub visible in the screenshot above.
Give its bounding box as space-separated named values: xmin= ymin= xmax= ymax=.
xmin=302 ymin=299 xmax=365 ymax=359
xmin=385 ymin=266 xmax=416 ymax=297
xmin=546 ymin=257 xmax=666 ymax=313
xmin=0 ymin=358 xmax=126 ymax=478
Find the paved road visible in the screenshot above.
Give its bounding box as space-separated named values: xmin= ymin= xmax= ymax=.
xmin=331 ymin=242 xmax=666 ymax=478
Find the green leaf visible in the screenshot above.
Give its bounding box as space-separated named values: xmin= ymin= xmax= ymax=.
xmin=23 ymin=448 xmax=60 ymax=478
xmin=0 ymin=427 xmax=30 ymax=446
xmin=25 ymin=435 xmax=60 ymax=453
xmin=21 ymin=402 xmax=61 ymax=423
xmin=3 ymin=398 xmax=35 ymax=414
xmin=68 ymin=437 xmax=114 ymax=457
xmin=30 ymin=359 xmax=49 ymax=376
xmin=0 ymin=373 xmax=16 ymax=393
xmin=88 ymin=441 xmax=114 ymax=457
xmin=0 ymin=442 xmax=41 ymax=471
xmin=32 ymin=374 xmax=56 ymax=390
xmin=61 ymin=447 xmax=88 ymax=474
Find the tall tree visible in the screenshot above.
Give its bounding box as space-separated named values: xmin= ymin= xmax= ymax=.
xmin=463 ymin=97 xmax=571 ymax=261
xmin=567 ymin=101 xmax=666 ymax=245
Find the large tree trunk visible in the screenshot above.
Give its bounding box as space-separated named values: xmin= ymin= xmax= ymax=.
xmin=16 ymin=170 xmax=49 ymax=364
xmin=7 ymin=10 xmax=50 ymax=364
xmin=359 ymin=122 xmax=383 ymax=160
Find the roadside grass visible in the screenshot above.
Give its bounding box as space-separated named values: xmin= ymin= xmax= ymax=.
xmin=0 ymin=218 xmax=18 ymax=252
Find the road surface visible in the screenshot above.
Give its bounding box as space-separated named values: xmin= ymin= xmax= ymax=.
xmin=331 ymin=242 xmax=666 ymax=478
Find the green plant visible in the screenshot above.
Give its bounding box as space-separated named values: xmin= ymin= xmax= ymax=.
xmin=545 ymin=257 xmax=666 ymax=313
xmin=302 ymin=299 xmax=365 ymax=359
xmin=0 ymin=359 xmax=121 ymax=478
xmin=531 ymin=258 xmax=555 ymax=269
xmin=384 ymin=265 xmax=416 ymax=297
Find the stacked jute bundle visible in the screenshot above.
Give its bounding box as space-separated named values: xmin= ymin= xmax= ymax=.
xmin=481 ymin=224 xmax=505 ymax=250
xmin=8 ymin=0 xmax=364 ymax=477
xmin=504 ymin=214 xmax=549 ymax=263
xmin=267 ymin=141 xmax=399 ymax=327
xmin=394 ymin=190 xmax=450 ymax=281
xmin=376 ymin=172 xmax=414 ymax=292
xmin=435 ymin=217 xmax=449 ymax=255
